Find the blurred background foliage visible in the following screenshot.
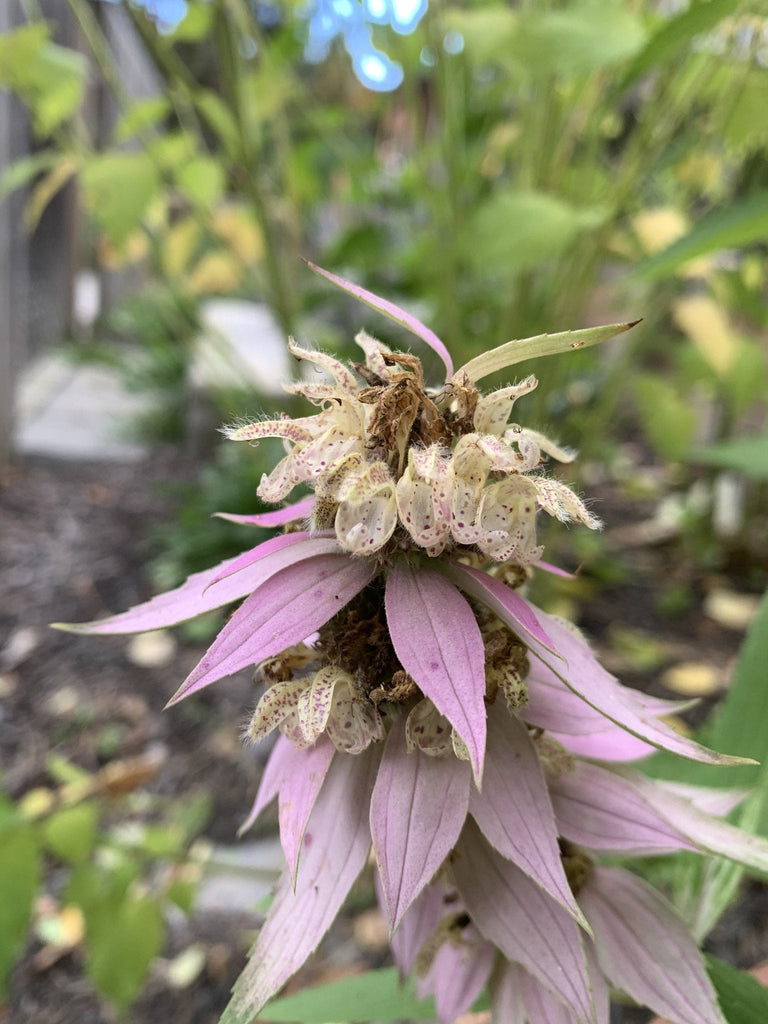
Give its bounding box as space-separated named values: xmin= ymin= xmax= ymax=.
xmin=2 ymin=0 xmax=768 ymax=1013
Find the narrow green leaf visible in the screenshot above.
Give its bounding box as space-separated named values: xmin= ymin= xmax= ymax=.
xmin=706 ymin=954 xmax=768 ymax=1024
xmin=195 ymin=89 xmax=240 ymax=158
xmin=257 ymin=968 xmax=437 ymax=1022
xmin=688 ymin=434 xmax=768 ymax=481
xmin=644 ymin=590 xmax=768 ymax=794
xmin=457 ymin=320 xmax=638 ymax=382
xmin=0 ymin=825 xmax=41 ymax=995
xmin=635 ymin=192 xmax=768 ymax=280
xmin=620 ymin=0 xmax=742 ymax=89
xmin=0 ymin=150 xmax=59 ymax=201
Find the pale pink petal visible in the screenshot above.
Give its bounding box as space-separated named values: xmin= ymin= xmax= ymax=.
xmin=551 ymin=727 xmax=656 ymax=762
xmin=207 ymin=531 xmax=315 ymax=586
xmin=371 ymin=722 xmax=471 ymax=930
xmin=168 ymin=553 xmax=376 ymax=704
xmin=626 ymin=772 xmax=768 ymax=875
xmin=238 ymin=734 xmax=290 ymax=836
xmin=656 ymin=780 xmax=749 ymax=817
xmin=517 ymin=966 xmax=585 ymax=1024
xmin=55 ymin=535 xmax=338 ymax=636
xmin=385 ymin=564 xmax=487 ymax=781
xmin=490 ymin=962 xmax=527 ymax=1023
xmin=277 ymin=738 xmax=336 ymax=881
xmin=419 ymin=928 xmax=495 ymax=1024
xmin=213 ymin=496 xmax=315 ymax=527
xmin=585 ymin=941 xmax=610 ymax=1024
xmin=304 ymin=259 xmax=454 ymax=379
xmin=238 ymin=736 xmax=335 ymax=872
xmin=535 ymin=559 xmax=578 ymax=579
xmin=222 ymin=746 xmax=378 ymax=1019
xmin=470 ymin=708 xmax=586 ymax=925
xmin=454 ymin=820 xmax=596 ymax=1024
xmin=527 ymin=610 xmax=755 ymax=767
xmin=493 ymin=956 xmax=609 ymax=1024
xmin=387 ymin=878 xmax=444 ymax=977
xmin=581 ymin=866 xmax=726 ymax=1024
xmin=445 ymin=562 xmax=558 ymax=654
xmin=522 ymin=661 xmax=690 ymax=740
xmin=549 ymin=762 xmax=698 ymax=856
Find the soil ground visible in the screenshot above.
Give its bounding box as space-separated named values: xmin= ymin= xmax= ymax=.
xmin=1 ymin=448 xmax=766 ymax=1024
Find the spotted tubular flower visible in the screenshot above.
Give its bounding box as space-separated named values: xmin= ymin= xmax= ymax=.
xmin=57 ymin=263 xmax=768 ymax=1024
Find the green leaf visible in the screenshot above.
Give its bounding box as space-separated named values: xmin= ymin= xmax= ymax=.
xmin=114 ymin=96 xmax=172 ymax=144
xmin=704 ymin=591 xmax=768 ymax=789
xmin=632 ymin=374 xmax=698 ymax=460
xmin=464 ymin=190 xmax=606 ymax=275
xmin=0 ymin=150 xmax=59 ymax=201
xmin=195 ymin=89 xmax=240 ymax=158
xmin=636 ymin=192 xmax=768 ymax=280
xmin=688 ymin=434 xmax=768 ymax=481
xmin=176 ymin=155 xmax=226 ymax=208
xmin=170 ymin=0 xmax=215 ymax=42
xmin=0 ymin=825 xmax=41 ymax=995
xmin=0 ymin=23 xmax=49 ymax=88
xmin=42 ymin=802 xmax=99 ymax=865
xmin=644 ymin=590 xmax=768 ymax=793
xmin=458 ymin=320 xmax=638 ymax=382
xmin=0 ymin=24 xmax=86 ymax=135
xmin=508 ymin=1 xmax=647 ymax=78
xmin=80 ymin=152 xmax=161 ymax=245
xmin=85 ymin=892 xmax=164 ymax=1012
xmin=443 ymin=6 xmax=518 ymax=65
xmin=706 ymin=954 xmax=768 ymax=1024
xmin=620 ymin=0 xmax=743 ymax=89
xmin=257 ymin=968 xmax=438 ymax=1022
xmin=722 ymin=71 xmax=768 ymax=157
xmin=30 ymin=43 xmax=87 ymax=135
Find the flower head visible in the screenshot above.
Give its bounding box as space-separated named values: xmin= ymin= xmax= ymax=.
xmin=57 ymin=264 xmax=768 ymax=1024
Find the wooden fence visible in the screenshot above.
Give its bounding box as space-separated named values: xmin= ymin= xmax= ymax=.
xmin=0 ymin=0 xmax=159 ymax=468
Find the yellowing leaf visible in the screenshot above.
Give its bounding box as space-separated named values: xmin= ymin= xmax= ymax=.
xmin=187 ymin=251 xmax=243 ymax=295
xmin=673 ymin=294 xmax=737 ymax=376
xmin=211 ymin=204 xmax=264 ymax=264
xmin=161 ymin=218 xmax=202 ymax=279
xmin=632 ymin=207 xmax=688 ymax=255
xmin=24 ymin=154 xmax=80 ymax=232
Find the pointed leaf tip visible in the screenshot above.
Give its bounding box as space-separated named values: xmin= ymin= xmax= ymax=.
xmin=303 ymin=258 xmax=454 ymax=380
xmin=456 ymin=319 xmax=641 ymax=383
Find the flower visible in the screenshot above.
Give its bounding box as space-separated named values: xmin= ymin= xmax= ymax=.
xmin=57 ymin=263 xmax=768 ymax=1024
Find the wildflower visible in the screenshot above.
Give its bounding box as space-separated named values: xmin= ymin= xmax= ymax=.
xmin=57 ymin=264 xmax=768 ymax=1024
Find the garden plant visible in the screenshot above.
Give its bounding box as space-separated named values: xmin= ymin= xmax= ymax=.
xmin=57 ymin=263 xmax=768 ymax=1023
